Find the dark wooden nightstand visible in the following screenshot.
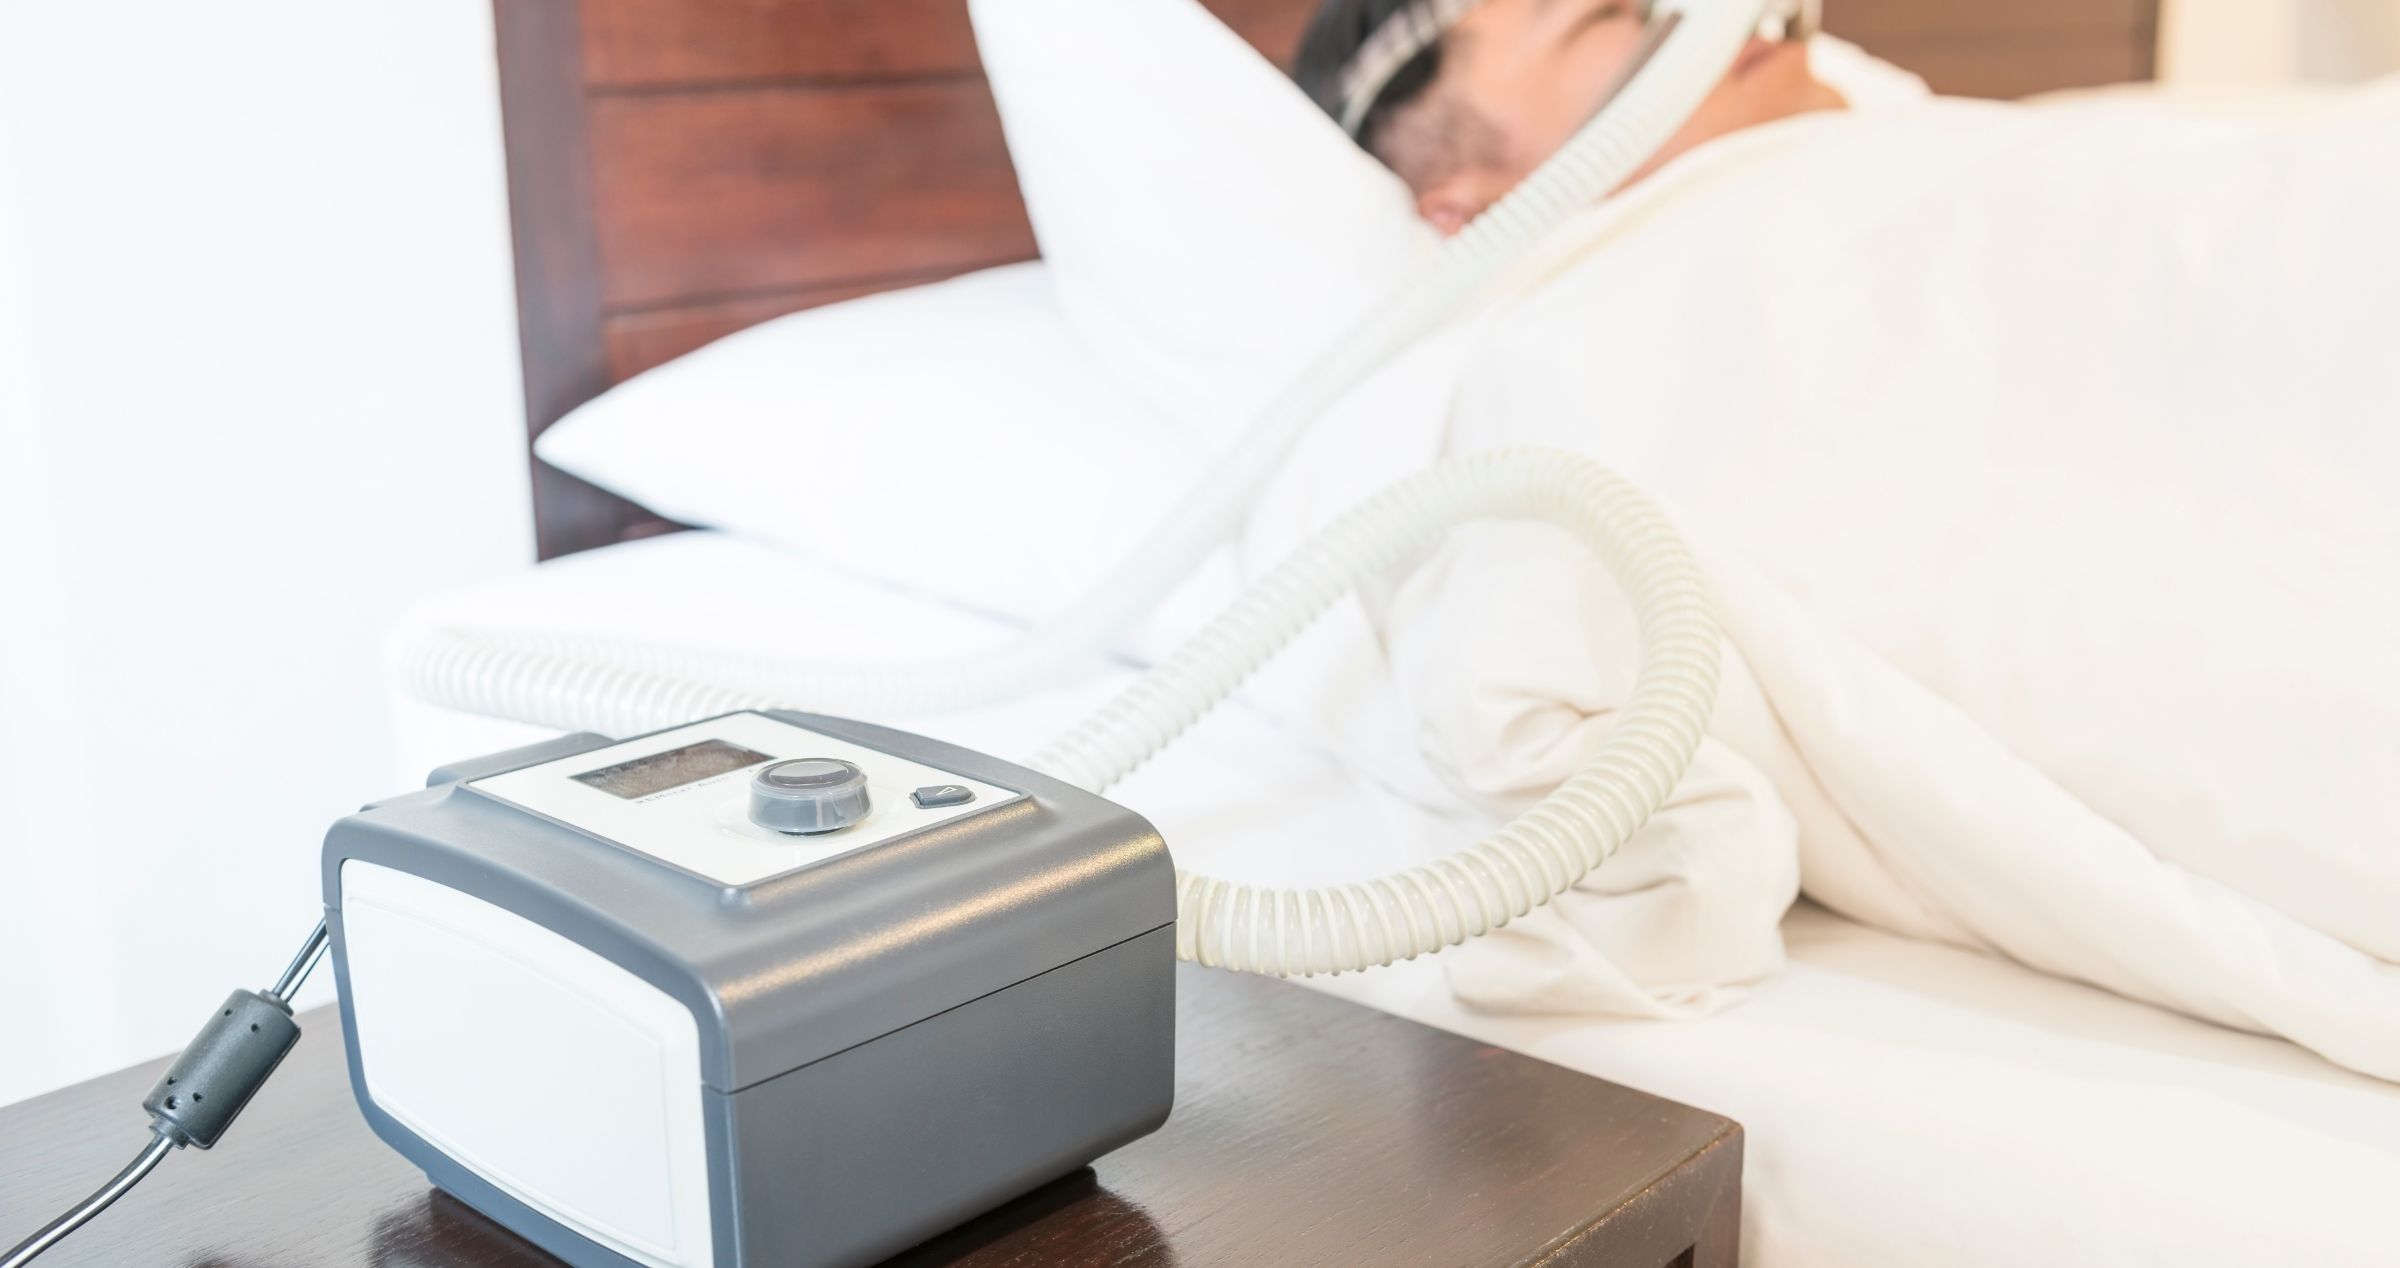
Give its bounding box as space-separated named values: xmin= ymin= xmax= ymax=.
xmin=1 ymin=965 xmax=1739 ymax=1267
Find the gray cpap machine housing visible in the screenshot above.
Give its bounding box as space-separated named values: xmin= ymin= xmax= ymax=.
xmin=320 ymin=709 xmax=1177 ymax=1268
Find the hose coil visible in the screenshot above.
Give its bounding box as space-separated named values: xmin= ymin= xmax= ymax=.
xmin=402 ymin=450 xmax=1721 ymax=977
xmin=1029 ymin=450 xmax=1720 ymax=975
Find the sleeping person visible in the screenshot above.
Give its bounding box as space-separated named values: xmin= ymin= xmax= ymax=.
xmin=1222 ymin=0 xmax=2400 ymax=1072
xmin=1292 ymin=0 xmax=1847 ymax=232
xmin=953 ymin=0 xmax=2400 ymax=1077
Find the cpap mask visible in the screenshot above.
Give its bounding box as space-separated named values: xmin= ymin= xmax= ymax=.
xmin=6 ymin=3 xmax=1795 ymax=1266
xmin=1334 ymin=0 xmax=1812 ymax=140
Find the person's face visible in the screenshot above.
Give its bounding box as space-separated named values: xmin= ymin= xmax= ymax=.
xmin=1372 ymin=0 xmax=1770 ymax=233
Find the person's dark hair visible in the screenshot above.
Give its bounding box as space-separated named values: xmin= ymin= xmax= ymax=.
xmin=1291 ymin=0 xmax=1445 ymax=154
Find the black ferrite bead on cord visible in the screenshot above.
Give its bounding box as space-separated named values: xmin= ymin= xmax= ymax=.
xmin=139 ymin=989 xmax=301 ymax=1149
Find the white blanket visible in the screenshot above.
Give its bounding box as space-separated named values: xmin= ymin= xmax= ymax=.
xmin=1234 ymin=85 xmax=2400 ymax=1079
xmin=389 ymin=532 xmax=2400 ymax=1267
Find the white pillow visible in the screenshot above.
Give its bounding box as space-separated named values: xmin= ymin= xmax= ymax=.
xmin=969 ymin=0 xmax=1928 ymax=430
xmin=968 ymin=0 xmax=1436 ymax=427
xmin=532 ymin=256 xmax=1470 ymax=669
xmin=533 ymin=262 xmax=1213 ymax=629
xmin=540 ymin=12 xmax=1937 ymax=657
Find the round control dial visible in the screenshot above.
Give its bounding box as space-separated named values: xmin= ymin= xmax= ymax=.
xmin=748 ymin=758 xmax=871 ymax=835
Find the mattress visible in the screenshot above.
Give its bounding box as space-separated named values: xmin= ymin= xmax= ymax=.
xmin=392 ymin=532 xmax=2400 ymax=1268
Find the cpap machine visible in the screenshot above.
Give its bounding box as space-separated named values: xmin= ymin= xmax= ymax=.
xmin=323 ymin=712 xmax=1176 ymax=1268
xmin=4 ymin=2 xmax=1807 ymax=1266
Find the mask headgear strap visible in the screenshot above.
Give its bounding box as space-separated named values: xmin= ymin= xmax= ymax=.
xmin=1333 ymin=0 xmax=1487 ymax=138
xmin=1333 ymin=0 xmax=1816 ymax=142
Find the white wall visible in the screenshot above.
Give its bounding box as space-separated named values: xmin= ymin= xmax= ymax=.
xmin=2162 ymin=0 xmax=2400 ymax=86
xmin=0 ymin=3 xmax=533 ymax=1106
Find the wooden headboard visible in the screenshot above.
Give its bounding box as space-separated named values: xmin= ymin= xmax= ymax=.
xmin=495 ymin=0 xmax=2161 ymax=559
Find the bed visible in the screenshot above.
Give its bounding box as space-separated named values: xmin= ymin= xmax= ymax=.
xmin=391 ymin=533 xmax=2400 ymax=1268
xmin=439 ymin=3 xmax=2400 ymax=1265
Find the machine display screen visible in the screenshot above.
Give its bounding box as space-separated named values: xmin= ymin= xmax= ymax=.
xmin=572 ymin=739 xmax=771 ymax=800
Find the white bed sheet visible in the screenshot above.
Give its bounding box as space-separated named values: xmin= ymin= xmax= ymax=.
xmin=391 ymin=532 xmax=2400 ymax=1268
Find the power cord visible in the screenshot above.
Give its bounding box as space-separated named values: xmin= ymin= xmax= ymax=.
xmin=2 ymin=920 xmax=331 ymax=1268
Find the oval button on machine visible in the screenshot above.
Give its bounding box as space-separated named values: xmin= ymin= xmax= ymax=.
xmin=748 ymin=758 xmax=871 ymax=835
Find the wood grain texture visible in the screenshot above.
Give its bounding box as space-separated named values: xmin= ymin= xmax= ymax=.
xmin=493 ymin=0 xmax=682 ymax=559
xmin=1824 ymin=0 xmax=2154 ymax=41
xmin=0 ymin=966 xmax=1741 ymax=1267
xmin=582 ymin=0 xmax=1312 ymax=89
xmin=604 ymin=271 xmax=971 ymax=381
xmin=585 ymin=0 xmax=985 ymax=87
xmin=1862 ymin=39 xmax=2156 ymax=100
xmin=589 ymin=82 xmax=1038 ymax=309
xmin=1824 ymin=0 xmax=2158 ymax=98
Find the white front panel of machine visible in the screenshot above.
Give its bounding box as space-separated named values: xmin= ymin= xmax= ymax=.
xmin=340 ymin=862 xmax=715 ymax=1268
xmin=469 ymin=712 xmax=1021 ymax=887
